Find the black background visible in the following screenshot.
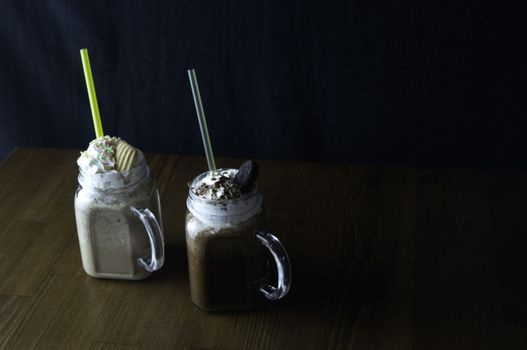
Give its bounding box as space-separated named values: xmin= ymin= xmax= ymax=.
xmin=0 ymin=1 xmax=526 ymax=168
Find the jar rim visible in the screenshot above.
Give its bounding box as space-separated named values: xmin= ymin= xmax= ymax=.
xmin=78 ymin=155 xmax=149 ymax=192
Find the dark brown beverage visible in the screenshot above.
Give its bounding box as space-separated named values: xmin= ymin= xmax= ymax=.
xmin=185 ymin=168 xmax=291 ymax=312
xmin=186 ymin=211 xmax=268 ymax=311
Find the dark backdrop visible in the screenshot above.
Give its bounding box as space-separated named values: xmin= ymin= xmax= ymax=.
xmin=0 ymin=1 xmax=526 ymax=168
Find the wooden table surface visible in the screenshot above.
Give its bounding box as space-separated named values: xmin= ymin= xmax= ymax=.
xmin=0 ymin=148 xmax=525 ymax=349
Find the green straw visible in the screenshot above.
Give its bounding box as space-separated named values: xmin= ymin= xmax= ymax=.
xmin=80 ymin=48 xmax=104 ymax=138
xmin=188 ymin=69 xmax=217 ymax=174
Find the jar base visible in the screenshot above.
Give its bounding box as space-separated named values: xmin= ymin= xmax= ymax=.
xmin=191 ymin=299 xmax=266 ymax=312
xmin=83 ymin=269 xmax=153 ymax=281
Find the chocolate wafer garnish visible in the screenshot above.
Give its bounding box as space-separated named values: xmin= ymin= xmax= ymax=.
xmin=233 ymin=160 xmax=259 ymax=194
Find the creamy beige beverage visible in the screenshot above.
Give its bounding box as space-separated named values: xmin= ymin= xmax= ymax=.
xmin=74 ymin=136 xmax=164 ymax=280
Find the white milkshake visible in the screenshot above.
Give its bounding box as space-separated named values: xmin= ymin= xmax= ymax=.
xmin=74 ymin=136 xmax=164 ymax=280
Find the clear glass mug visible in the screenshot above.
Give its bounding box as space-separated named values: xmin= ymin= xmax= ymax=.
xmin=185 ymin=170 xmax=291 ymax=311
xmin=74 ymin=156 xmax=165 ymax=280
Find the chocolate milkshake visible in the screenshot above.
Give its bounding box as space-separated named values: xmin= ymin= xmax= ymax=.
xmin=74 ymin=136 xmax=165 ymax=280
xmin=185 ymin=162 xmax=291 ymax=311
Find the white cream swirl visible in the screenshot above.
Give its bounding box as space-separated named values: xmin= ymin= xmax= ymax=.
xmin=191 ymin=169 xmax=240 ymax=200
xmin=186 ymin=169 xmax=263 ymax=233
xmin=77 ymin=136 xmax=120 ymax=174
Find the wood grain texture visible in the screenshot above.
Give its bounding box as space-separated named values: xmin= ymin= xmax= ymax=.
xmin=0 ymin=148 xmax=525 ymax=349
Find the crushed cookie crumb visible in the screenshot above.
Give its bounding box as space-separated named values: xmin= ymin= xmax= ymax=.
xmin=193 ymin=169 xmax=241 ymax=200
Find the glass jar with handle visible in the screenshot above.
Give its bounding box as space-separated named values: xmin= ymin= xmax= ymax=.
xmin=74 ymin=155 xmax=165 ymax=280
xmin=185 ymin=169 xmax=291 ymax=311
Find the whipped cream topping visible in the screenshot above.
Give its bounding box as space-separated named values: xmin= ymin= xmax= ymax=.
xmin=191 ymin=169 xmax=241 ymax=200
xmin=77 ymin=136 xmax=142 ymax=175
xmin=186 ymin=169 xmax=263 ymax=233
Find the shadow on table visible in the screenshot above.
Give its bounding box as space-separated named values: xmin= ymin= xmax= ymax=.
xmin=255 ymin=228 xmax=379 ymax=346
xmin=147 ymin=244 xmax=189 ymax=284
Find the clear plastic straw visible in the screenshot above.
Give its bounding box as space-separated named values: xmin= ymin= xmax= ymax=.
xmin=187 ymin=69 xmax=216 ymax=174
xmin=80 ymin=48 xmax=104 ymax=138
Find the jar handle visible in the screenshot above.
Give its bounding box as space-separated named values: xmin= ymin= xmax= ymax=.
xmin=256 ymin=231 xmax=291 ymax=300
xmin=130 ymin=206 xmax=165 ymax=272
